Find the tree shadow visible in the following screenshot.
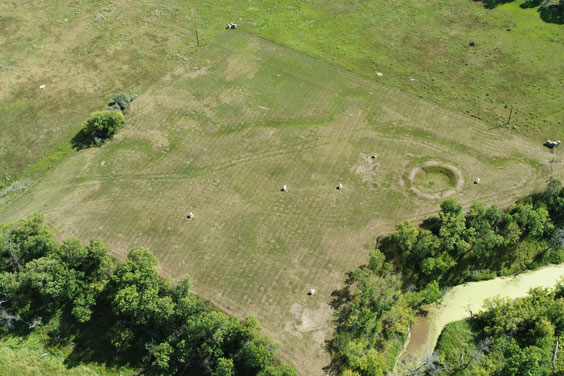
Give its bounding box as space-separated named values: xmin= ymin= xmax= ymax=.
xmin=70 ymin=128 xmax=95 ymax=150
xmin=520 ymin=0 xmax=544 ymax=9
xmin=323 ymin=272 xmax=356 ymax=375
xmin=476 ymin=0 xmax=563 ymax=24
xmin=475 ymin=0 xmax=515 ymax=9
xmin=43 ymin=305 xmax=137 ymax=371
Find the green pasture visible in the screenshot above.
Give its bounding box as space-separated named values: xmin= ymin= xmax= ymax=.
xmin=190 ymin=0 xmax=564 ymax=136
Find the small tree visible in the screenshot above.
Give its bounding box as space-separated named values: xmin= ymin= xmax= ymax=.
xmin=83 ymin=110 xmax=125 ymax=141
xmin=73 ymin=110 xmax=125 ymax=149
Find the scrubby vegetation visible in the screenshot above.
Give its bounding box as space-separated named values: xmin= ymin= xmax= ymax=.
xmin=0 ymin=214 xmax=295 ymax=376
xmin=434 ymin=284 xmax=564 ymax=374
xmin=106 ymin=92 xmax=134 ymax=113
xmin=328 ymin=251 xmax=441 ymax=375
xmin=329 ymin=179 xmax=564 ymax=375
xmin=71 ymin=93 xmax=133 ymax=150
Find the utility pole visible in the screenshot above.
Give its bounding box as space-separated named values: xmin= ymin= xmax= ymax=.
xmin=195 ymin=28 xmax=199 ymax=47
xmin=506 ymin=105 xmax=514 ymax=125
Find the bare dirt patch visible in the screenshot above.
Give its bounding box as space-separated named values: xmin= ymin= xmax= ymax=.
xmin=225 ymin=52 xmax=259 ymax=81
xmin=350 ymin=152 xmax=381 ymax=182
xmin=284 ymin=302 xmax=332 ymax=345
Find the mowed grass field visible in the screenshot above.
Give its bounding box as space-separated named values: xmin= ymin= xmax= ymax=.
xmin=1 ymin=33 xmax=562 ymax=374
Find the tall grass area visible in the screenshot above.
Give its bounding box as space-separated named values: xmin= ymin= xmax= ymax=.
xmin=0 ymin=327 xmax=130 ymax=376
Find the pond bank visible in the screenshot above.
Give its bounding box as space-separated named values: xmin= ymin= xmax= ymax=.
xmin=400 ymin=263 xmax=564 ymax=363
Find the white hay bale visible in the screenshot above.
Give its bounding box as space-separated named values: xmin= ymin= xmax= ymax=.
xmin=308 ymin=289 xmax=316 ymax=295
xmin=39 ymin=85 xmax=45 ymax=89
xmin=337 ymin=183 xmax=343 ymax=190
xmin=377 ymin=72 xmax=383 ymax=77
xmin=282 ymin=185 xmax=287 ymax=191
xmin=187 ymin=212 xmax=194 ymax=219
xmin=474 ymin=178 xmax=480 ymax=184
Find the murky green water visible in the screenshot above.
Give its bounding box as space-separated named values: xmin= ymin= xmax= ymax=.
xmin=402 ymin=263 xmax=564 ymax=360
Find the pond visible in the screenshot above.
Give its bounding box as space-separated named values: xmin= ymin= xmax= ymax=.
xmin=400 ymin=263 xmax=564 ymax=361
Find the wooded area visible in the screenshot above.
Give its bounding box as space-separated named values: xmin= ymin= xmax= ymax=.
xmin=0 ymin=214 xmax=295 ymax=376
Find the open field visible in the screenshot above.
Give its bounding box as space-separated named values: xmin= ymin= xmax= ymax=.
xmin=1 ymin=0 xmax=562 ymax=186
xmin=1 ymin=32 xmax=562 ymax=374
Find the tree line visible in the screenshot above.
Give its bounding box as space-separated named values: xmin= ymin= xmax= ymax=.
xmin=388 ymin=178 xmax=564 ymax=289
xmin=329 ymin=178 xmax=564 ymax=376
xmin=0 ymin=214 xmax=295 ymax=376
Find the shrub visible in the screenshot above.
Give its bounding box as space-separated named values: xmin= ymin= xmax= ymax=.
xmin=72 ymin=110 xmax=125 ymax=149
xmin=107 ymin=92 xmax=133 ymax=112
xmin=83 ymin=110 xmax=124 ymax=140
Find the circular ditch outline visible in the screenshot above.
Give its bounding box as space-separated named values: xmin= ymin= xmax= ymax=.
xmin=408 ymin=161 xmax=464 ymax=200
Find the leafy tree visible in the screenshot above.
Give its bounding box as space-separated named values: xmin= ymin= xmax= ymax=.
xmin=145 ymin=341 xmax=173 ymax=373
xmin=72 ymin=110 xmax=125 ymax=148
xmin=1 ymin=213 xmax=58 ymax=266
xmin=257 ymin=364 xmax=297 ymax=376
xmin=395 ymin=221 xmax=419 ymax=256
xmin=214 ymin=357 xmax=235 ymax=376
xmin=421 ymin=280 xmax=442 ymax=304
xmin=110 ymin=247 xmax=174 ymax=326
xmin=240 ymin=337 xmax=278 ymax=374
xmin=83 ymin=110 xmax=124 ymax=140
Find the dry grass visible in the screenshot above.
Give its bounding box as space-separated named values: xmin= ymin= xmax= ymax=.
xmin=0 ymin=0 xmax=195 ymax=180
xmin=1 ymin=33 xmax=562 ymax=374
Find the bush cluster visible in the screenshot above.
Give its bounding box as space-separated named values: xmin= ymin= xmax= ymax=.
xmin=72 ymin=93 xmax=133 ymax=150
xmin=106 ymin=92 xmax=133 ymax=112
